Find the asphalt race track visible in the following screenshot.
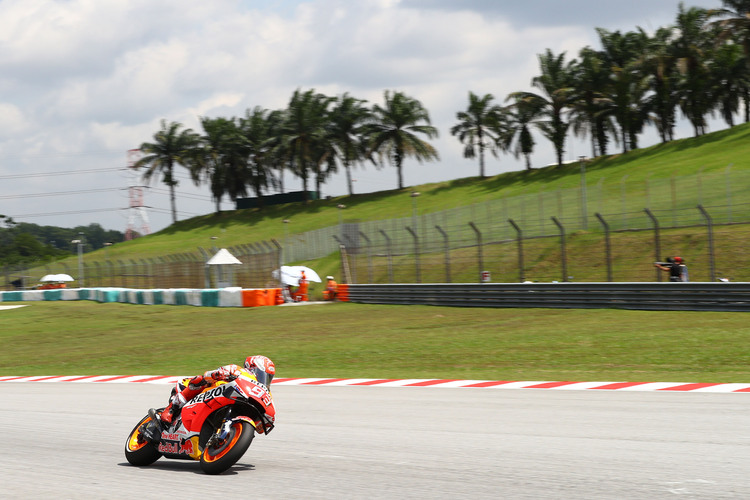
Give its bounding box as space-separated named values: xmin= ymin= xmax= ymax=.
xmin=1 ymin=383 xmax=748 ymax=499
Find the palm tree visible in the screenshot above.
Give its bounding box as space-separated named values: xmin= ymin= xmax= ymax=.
xmin=282 ymin=89 xmax=334 ymax=202
xmin=596 ymin=28 xmax=651 ymax=152
xmin=135 ymin=120 xmax=201 ymax=224
xmin=509 ymin=49 xmax=575 ymax=167
xmin=328 ymin=93 xmax=371 ymax=196
xmin=501 ymin=94 xmax=541 ymax=170
xmin=708 ymin=0 xmax=750 ymax=122
xmin=711 ymin=40 xmax=746 ymax=127
xmin=639 ymin=26 xmax=680 ymax=143
xmin=366 ymin=90 xmax=439 ymax=190
xmin=569 ymin=46 xmax=615 ymax=157
xmin=673 ymin=4 xmax=713 ymax=136
xmin=196 ymin=116 xmax=249 ymax=213
xmin=239 ymin=106 xmax=280 ymax=209
xmin=450 ymin=92 xmax=504 ymax=178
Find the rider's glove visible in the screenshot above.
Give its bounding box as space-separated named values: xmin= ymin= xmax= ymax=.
xmin=207 ymin=364 xmax=240 ymax=382
xmin=188 ymin=375 xmax=208 ymax=390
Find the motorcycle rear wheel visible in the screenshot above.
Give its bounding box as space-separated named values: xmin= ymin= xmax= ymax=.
xmin=199 ymin=420 xmax=254 ymax=475
xmin=125 ymin=414 xmax=162 ymax=466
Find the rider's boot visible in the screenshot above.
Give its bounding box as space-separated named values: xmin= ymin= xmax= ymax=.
xmin=160 ymin=403 xmax=178 ymax=427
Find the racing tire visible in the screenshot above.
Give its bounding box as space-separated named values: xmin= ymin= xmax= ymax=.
xmin=125 ymin=414 xmax=163 ymax=466
xmin=200 ymin=420 xmax=255 ymax=475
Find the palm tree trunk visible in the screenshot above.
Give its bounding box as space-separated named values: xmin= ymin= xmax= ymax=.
xmin=479 ymin=141 xmax=486 ymax=178
xmin=395 ymin=150 xmax=404 ymax=189
xmin=170 ymin=185 xmax=177 ymax=223
xmin=345 ymin=161 xmax=353 ymax=196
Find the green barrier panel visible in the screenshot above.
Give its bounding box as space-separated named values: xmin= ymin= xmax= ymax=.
xmin=174 ymin=290 xmax=188 ymax=306
xmin=136 ymin=291 xmax=145 ymax=305
xmin=43 ymin=290 xmax=63 ymax=301
xmin=2 ymin=291 xmax=23 ymax=302
xmin=101 ymin=290 xmax=120 ymax=302
xmin=78 ymin=289 xmax=90 ymax=300
xmin=201 ymin=290 xmax=219 ymax=307
xmin=152 ymin=290 xmax=163 ymax=305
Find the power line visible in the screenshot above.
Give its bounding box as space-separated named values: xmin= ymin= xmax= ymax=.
xmin=11 ymin=207 xmax=125 ymax=218
xmin=0 ymin=167 xmax=125 ymax=180
xmin=0 ymin=187 xmax=123 ymax=200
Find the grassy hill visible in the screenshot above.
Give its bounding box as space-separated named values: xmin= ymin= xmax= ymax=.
xmin=46 ymin=122 xmax=750 ymax=284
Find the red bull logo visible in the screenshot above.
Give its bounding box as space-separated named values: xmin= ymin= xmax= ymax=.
xmin=179 ymin=439 xmax=194 ymax=455
xmin=180 ymin=436 xmax=201 ymax=459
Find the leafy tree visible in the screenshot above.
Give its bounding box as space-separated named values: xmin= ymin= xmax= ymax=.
xmin=198 ymin=116 xmax=250 ymax=213
xmin=135 ymin=120 xmax=202 ymax=223
xmin=328 ymin=93 xmax=371 ymax=196
xmin=639 ymin=26 xmax=680 ymax=143
xmin=239 ymin=106 xmax=281 ymax=209
xmin=673 ymin=4 xmax=713 ymax=136
xmin=450 ymin=92 xmax=504 ymax=177
xmin=595 ymin=28 xmax=651 ymax=153
xmin=509 ymin=49 xmax=575 ymax=167
xmin=569 ymin=46 xmax=616 ymax=157
xmin=366 ymin=90 xmax=439 ymax=189
xmin=711 ymin=40 xmax=747 ymax=127
xmin=282 ymin=89 xmax=335 ymax=202
xmin=709 ymin=0 xmax=750 ymax=122
xmin=501 ymin=94 xmax=542 ymax=170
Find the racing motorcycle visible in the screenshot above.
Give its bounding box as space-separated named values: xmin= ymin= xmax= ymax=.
xmin=124 ymin=368 xmax=275 ymax=475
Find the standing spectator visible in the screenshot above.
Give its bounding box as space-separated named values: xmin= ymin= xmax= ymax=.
xmin=655 ymin=257 xmax=683 ymax=282
xmin=323 ymin=276 xmax=338 ymax=300
xmin=674 ymin=256 xmax=689 ymax=282
xmin=293 ymin=270 xmax=309 ymax=302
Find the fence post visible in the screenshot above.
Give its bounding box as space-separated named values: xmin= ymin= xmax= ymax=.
xmin=725 ymin=163 xmax=733 ymax=223
xmin=378 ymin=230 xmax=394 ymax=284
xmin=435 ymin=225 xmax=451 ymax=283
xmin=620 ymin=174 xmax=629 ymax=229
xmin=405 ymin=226 xmax=421 ymax=283
xmin=697 ymin=205 xmax=716 ymax=281
xmin=332 ymin=235 xmax=351 ymax=284
xmin=551 ymin=216 xmax=568 ymax=282
xmin=595 ymin=213 xmax=613 ymax=282
xmin=644 ymin=208 xmax=661 ymax=282
xmin=198 ymin=247 xmax=211 ymax=288
xmin=359 ymin=232 xmax=374 ymax=284
xmin=508 ymin=219 xmax=524 ymax=283
xmin=468 ymin=222 xmax=483 ymax=283
xmin=343 ymin=234 xmax=358 ymax=284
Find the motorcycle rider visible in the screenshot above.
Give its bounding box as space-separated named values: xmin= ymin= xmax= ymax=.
xmin=159 ymin=355 xmax=276 ymax=426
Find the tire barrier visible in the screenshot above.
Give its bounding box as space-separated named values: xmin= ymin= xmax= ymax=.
xmin=0 ymin=287 xmax=283 ymax=308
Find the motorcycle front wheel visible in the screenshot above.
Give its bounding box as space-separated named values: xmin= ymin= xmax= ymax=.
xmin=200 ymin=420 xmax=254 ymax=475
xmin=124 ymin=413 xmax=162 ymax=466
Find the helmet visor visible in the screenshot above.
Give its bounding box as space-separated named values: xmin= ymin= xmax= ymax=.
xmin=251 ymin=367 xmax=274 ymax=388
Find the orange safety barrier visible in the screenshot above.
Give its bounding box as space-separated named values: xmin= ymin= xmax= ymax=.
xmin=242 ymin=289 xmax=260 ymax=307
xmin=337 ymin=284 xmax=349 ymax=302
xmin=243 ymin=288 xmax=284 ymax=307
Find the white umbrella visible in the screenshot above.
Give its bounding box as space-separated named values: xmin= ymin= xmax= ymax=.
xmin=272 ymin=266 xmax=322 ymax=286
xmin=55 ymin=274 xmax=75 ymax=282
xmin=40 ymin=274 xmax=58 ymax=282
xmin=286 ymin=265 xmax=321 ymax=283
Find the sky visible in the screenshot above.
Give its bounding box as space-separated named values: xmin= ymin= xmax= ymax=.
xmin=0 ymin=0 xmax=722 ymax=237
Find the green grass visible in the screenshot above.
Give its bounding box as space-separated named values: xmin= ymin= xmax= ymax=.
xmin=2 ymin=301 xmax=748 ymax=383
xmin=8 ymin=121 xmax=750 ymax=384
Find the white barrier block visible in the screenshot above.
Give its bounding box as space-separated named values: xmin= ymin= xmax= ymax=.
xmin=219 ymin=288 xmax=243 ymax=307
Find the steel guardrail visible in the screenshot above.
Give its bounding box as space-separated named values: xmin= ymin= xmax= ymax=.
xmin=343 ymin=282 xmax=750 ymax=312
